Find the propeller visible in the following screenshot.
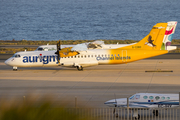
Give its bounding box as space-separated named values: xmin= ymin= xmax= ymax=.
xmin=114 ymin=93 xmax=117 ymax=106
xmin=113 ymin=93 xmax=118 ymax=115
xmin=55 ymin=40 xmax=61 ymax=65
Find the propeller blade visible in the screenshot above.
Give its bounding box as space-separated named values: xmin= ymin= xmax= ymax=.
xmin=59 ymin=40 xmax=61 ymax=50
xmin=113 ymin=93 xmax=117 ymax=114
xmin=55 ymin=40 xmax=61 ymax=64
xmin=114 ymin=93 xmax=117 ymax=104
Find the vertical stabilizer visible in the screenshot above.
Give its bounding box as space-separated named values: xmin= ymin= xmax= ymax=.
xmin=118 ymin=23 xmax=167 ymax=50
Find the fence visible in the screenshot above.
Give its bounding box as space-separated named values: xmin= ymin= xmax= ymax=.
xmin=62 ymin=107 xmax=180 ymax=120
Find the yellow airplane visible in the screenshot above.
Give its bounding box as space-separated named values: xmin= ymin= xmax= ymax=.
xmin=5 ymin=22 xmax=177 ymax=71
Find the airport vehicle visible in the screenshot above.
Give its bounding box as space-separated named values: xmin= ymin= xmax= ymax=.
xmin=5 ymin=21 xmax=177 ymax=71
xmin=104 ymin=93 xmax=179 ymax=119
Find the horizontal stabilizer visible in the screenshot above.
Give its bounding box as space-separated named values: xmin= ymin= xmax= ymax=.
xmin=167 ymin=46 xmax=177 ymax=51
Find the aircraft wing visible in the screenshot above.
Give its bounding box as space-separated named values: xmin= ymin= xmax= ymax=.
xmin=71 ymin=40 xmax=105 ymax=52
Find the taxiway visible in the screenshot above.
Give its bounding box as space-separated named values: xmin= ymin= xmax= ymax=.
xmin=0 ymin=59 xmax=180 ymax=107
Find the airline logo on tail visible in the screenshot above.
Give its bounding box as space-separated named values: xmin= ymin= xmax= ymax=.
xmin=161 ymin=21 xmax=177 ymax=50
xmin=145 ymin=35 xmax=156 ymax=47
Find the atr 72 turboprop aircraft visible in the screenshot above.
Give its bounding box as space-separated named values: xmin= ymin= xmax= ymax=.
xmin=104 ymin=93 xmax=179 ymax=119
xmin=5 ymin=21 xmax=177 ymax=71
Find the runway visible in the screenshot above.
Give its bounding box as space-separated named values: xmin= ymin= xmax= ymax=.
xmin=0 ymin=59 xmax=180 ymax=108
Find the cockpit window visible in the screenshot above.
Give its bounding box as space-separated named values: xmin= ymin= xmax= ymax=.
xmin=129 ymin=95 xmax=135 ymax=100
xmin=13 ymin=54 xmax=21 ymax=58
xmin=135 ymin=95 xmax=140 ymax=99
xmin=37 ymin=47 xmax=43 ymax=51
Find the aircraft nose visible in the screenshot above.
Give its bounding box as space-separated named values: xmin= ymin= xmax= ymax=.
xmin=4 ymin=58 xmax=13 ymax=66
xmin=5 ymin=59 xmax=10 ymax=65
xmin=104 ymin=100 xmax=117 ymax=107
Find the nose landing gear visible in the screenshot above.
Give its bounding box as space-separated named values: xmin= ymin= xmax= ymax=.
xmin=13 ymin=66 xmax=17 ymax=71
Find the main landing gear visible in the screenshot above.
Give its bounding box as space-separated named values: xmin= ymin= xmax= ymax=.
xmin=135 ymin=114 xmax=140 ymax=120
xmin=133 ymin=110 xmax=140 ymax=119
xmin=77 ymin=66 xmax=83 ymax=71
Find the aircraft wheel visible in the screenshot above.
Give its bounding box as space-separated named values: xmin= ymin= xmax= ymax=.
xmin=114 ymin=113 xmax=118 ymax=118
xmin=135 ymin=114 xmax=140 ymax=120
xmin=13 ymin=67 xmax=17 ymax=71
xmin=77 ymin=66 xmax=83 ymax=71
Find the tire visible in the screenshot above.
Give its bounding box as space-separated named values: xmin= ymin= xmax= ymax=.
xmin=135 ymin=114 xmax=140 ymax=119
xmin=77 ymin=66 xmax=83 ymax=71
xmin=115 ymin=113 xmax=118 ymax=118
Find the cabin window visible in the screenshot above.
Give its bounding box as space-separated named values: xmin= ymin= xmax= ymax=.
xmin=105 ymin=54 xmax=107 ymax=57
xmin=74 ymin=56 xmax=76 ymax=58
xmin=149 ymin=96 xmax=154 ymax=99
xmin=68 ymin=56 xmax=70 ymax=58
xmin=167 ymin=97 xmax=170 ymax=100
xmin=143 ymin=96 xmax=148 ymax=99
xmin=114 ymin=54 xmax=116 ymax=57
xmin=95 ymin=55 xmax=97 ymax=57
xmin=155 ymin=96 xmax=160 ymax=100
xmin=88 ymin=55 xmax=90 ymax=57
xmin=81 ymin=55 xmax=83 ymax=58
xmin=118 ymin=54 xmax=120 ymax=56
xmin=84 ymin=55 xmax=86 ymax=58
xmin=135 ymin=95 xmax=140 ymax=99
xmin=102 ymin=55 xmax=103 ymax=57
xmin=91 ymin=55 xmax=93 ymax=57
xmin=161 ymin=97 xmax=165 ymax=100
xmin=71 ymin=56 xmax=73 ymax=58
xmin=111 ymin=54 xmax=113 ymax=56
xmin=78 ymin=56 xmax=80 ymax=58
xmin=98 ymin=55 xmax=100 ymax=57
xmin=108 ymin=54 xmax=110 ymax=57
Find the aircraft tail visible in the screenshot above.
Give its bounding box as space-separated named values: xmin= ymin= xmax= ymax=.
xmin=118 ymin=22 xmax=168 ymax=50
xmin=161 ymin=21 xmax=177 ymax=50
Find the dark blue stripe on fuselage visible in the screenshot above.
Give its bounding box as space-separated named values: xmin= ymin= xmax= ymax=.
xmin=133 ymin=101 xmax=179 ymax=105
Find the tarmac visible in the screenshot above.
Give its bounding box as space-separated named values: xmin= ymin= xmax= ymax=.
xmin=0 ymin=58 xmax=180 ymax=108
